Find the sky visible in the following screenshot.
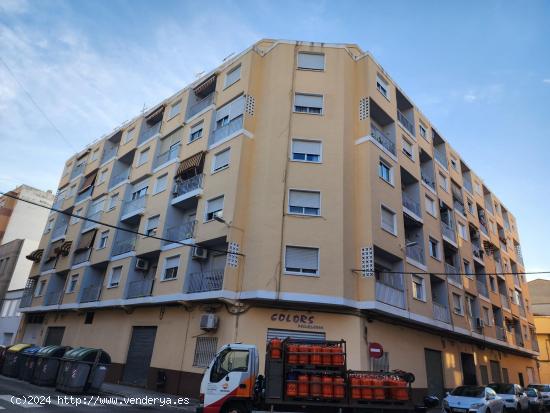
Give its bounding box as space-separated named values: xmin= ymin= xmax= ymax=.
xmin=0 ymin=0 xmax=549 ymax=279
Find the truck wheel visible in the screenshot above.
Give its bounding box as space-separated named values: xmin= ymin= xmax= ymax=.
xmin=222 ymin=403 xmax=246 ymax=413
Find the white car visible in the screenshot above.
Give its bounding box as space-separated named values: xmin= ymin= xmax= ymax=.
xmin=488 ymin=383 xmax=530 ymax=412
xmin=444 ymin=385 xmax=504 ymax=413
xmin=529 ymin=385 xmax=550 ymax=410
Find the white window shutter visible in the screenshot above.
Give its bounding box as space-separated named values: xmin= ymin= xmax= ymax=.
xmin=381 ymin=207 xmax=394 ymax=230
xmin=285 ymin=246 xmax=319 ymax=271
xmin=213 ymin=149 xmax=230 ymax=170
xmin=225 ymin=66 xmax=241 ymax=86
xmin=295 ymin=94 xmax=323 ymax=109
xmin=293 ymin=140 xmax=321 ymax=155
xmin=289 ymin=190 xmax=320 ymax=209
xmin=207 ymin=196 xmax=224 ymax=213
xmin=297 ymin=53 xmax=324 ymax=70
xmin=216 ymin=95 xmax=245 ymax=121
xmin=165 ymin=256 xmax=179 ymax=269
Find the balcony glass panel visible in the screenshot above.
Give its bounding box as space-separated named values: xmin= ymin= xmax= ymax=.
xmin=127 ymin=279 xmax=154 ymax=299
xmin=163 ymin=220 xmax=196 ymax=245
xmin=397 ymin=110 xmax=415 ymax=136
xmin=402 ymin=193 xmax=421 ymax=217
xmin=210 ymin=115 xmax=243 ymax=146
xmin=433 ymin=302 xmax=451 ymax=323
xmin=173 ymin=174 xmax=203 ymax=198
xmin=186 ymin=93 xmax=214 ymax=120
xmin=112 ymin=235 xmax=136 ymax=256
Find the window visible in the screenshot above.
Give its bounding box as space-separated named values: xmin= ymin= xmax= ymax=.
xmin=288 ymin=190 xmax=321 ymax=216
xmin=474 ymin=180 xmax=482 ymax=195
xmin=412 ymin=275 xmax=425 ymax=301
xmin=467 ymin=199 xmax=474 ymax=215
xmin=205 ymin=196 xmax=224 ymax=221
xmin=124 ymin=127 xmax=135 ymax=143
xmin=97 ymin=169 xmax=108 ymax=185
xmin=97 ymin=230 xmax=109 ymax=249
xmin=137 ymin=148 xmax=149 ymax=166
xmin=291 ymin=139 xmax=322 ymax=162
xmin=108 ymin=193 xmax=119 ymax=210
xmin=450 ymin=157 xmax=458 ymax=171
xmin=402 ymin=137 xmax=414 ymax=159
xmin=463 ymin=260 xmax=471 ymax=277
xmin=376 ymin=74 xmax=390 ymax=99
xmin=35 ymin=280 xmax=46 ymax=297
xmin=66 ymin=274 xmax=78 ymax=293
xmin=132 ymin=186 xmax=148 ymax=200
xmin=294 ymin=93 xmax=323 ymax=114
xmin=189 ymin=122 xmax=203 ymax=143
xmin=380 ymin=205 xmax=396 ymax=235
xmin=154 ymin=174 xmax=168 ymax=194
xmin=90 ymin=148 xmax=99 ymax=162
xmin=224 ymin=65 xmax=241 ymax=88
xmin=145 ymin=215 xmax=160 ymax=236
xmin=169 ymin=100 xmax=181 ymax=118
xmin=419 ymin=123 xmax=427 ymax=140
xmin=482 ymin=307 xmax=491 ymax=326
xmin=285 ymin=246 xmax=319 ymax=276
xmin=212 ymin=148 xmax=231 ymax=172
xmin=438 ymin=172 xmax=448 ymax=191
xmin=162 ymin=255 xmax=180 ymax=280
xmin=297 ymin=52 xmax=325 ymax=70
xmin=378 ymin=159 xmax=393 ymax=184
xmin=425 ymin=196 xmax=436 ymax=217
xmin=44 ymin=219 xmax=54 ymax=234
xmin=429 ymin=237 xmax=439 ymax=259
xmin=458 ymin=222 xmax=468 ymax=240
xmin=452 ymin=293 xmax=464 ymax=315
xmin=84 ymin=312 xmax=94 ymax=324
xmin=193 ymin=337 xmax=218 ymax=368
xmin=71 ymin=208 xmax=83 ymax=225
xmin=108 ymin=266 xmax=122 ymax=288
xmin=489 ymin=276 xmax=497 ymax=292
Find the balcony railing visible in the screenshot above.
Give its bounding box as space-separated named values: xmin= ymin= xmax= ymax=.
xmin=80 ymin=284 xmax=101 ymax=303
xmin=186 ymin=93 xmax=214 ymax=120
xmin=138 ymin=121 xmax=161 ymax=146
xmin=472 ymin=246 xmax=484 ymax=261
xmin=434 ymin=148 xmax=447 ymax=167
xmin=514 ymin=333 xmax=524 ymax=347
xmin=406 ymin=243 xmax=425 ymax=264
xmin=446 ymin=263 xmax=462 ymax=286
xmin=173 ymin=174 xmax=203 ymax=198
xmin=75 ymin=187 xmax=93 ymax=204
xmin=441 ymin=222 xmax=456 ymax=242
xmin=72 ymin=248 xmax=91 ymax=265
xmin=210 ymin=115 xmax=244 ymax=146
xmin=476 ymin=280 xmax=489 ymax=297
xmin=453 ymin=200 xmax=466 ymax=216
xmin=185 ymin=270 xmax=224 ymax=293
xmin=100 ymin=144 xmax=118 ymax=164
xmin=20 ymin=292 xmax=33 ymax=308
xmin=109 ymin=169 xmax=130 ymax=189
xmin=496 ymin=326 xmax=507 ymax=341
xmin=43 ymin=290 xmax=63 ymax=306
xmin=127 ymin=278 xmax=154 ymax=299
xmin=495 ymin=261 xmax=503 ymax=275
xmin=532 ymin=339 xmax=540 ymax=352
xmin=51 ymin=224 xmax=68 ymax=240
xmin=70 ymin=162 xmax=85 ymax=179
xmin=163 ymin=220 xmax=196 ymax=245
xmin=402 ymin=193 xmax=421 ymax=217
xmin=121 ymin=195 xmax=147 ymax=217
xmin=500 ymin=239 xmax=507 ymax=252
xmin=82 ymin=211 xmax=102 ymax=232
xmin=111 ymin=235 xmax=136 ymax=256
xmin=370 ymin=124 xmax=396 ymax=155
xmin=480 ymin=222 xmax=489 ymax=236
xmin=375 ymin=280 xmax=406 ymax=309
xmin=500 ymin=293 xmax=510 ymax=309
xmin=519 ymin=305 xmax=526 ymax=317
xmin=52 ymin=197 xmax=64 ymax=210
xmin=154 ymin=143 xmax=181 ymax=168
xmin=397 ymin=110 xmax=415 ymax=136
xmin=513 ymin=274 xmax=521 ymax=288
xmin=421 ymin=173 xmax=436 ymax=190
xmin=433 ymin=302 xmax=451 ymax=323
xmin=463 ymin=178 xmax=473 ymax=194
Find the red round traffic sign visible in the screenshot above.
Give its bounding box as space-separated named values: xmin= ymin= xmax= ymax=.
xmin=368 ymin=342 xmax=384 ymax=359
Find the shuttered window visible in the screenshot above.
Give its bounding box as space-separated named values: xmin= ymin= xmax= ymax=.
xmin=224 ymin=65 xmax=241 ymax=88
xmin=297 ymin=53 xmax=325 ymax=70
xmin=291 ymin=139 xmax=321 ymax=162
xmin=381 ymin=206 xmax=396 ymax=234
xmin=215 ymin=95 xmax=245 ymax=125
xmin=206 ymin=196 xmax=224 ymax=221
xmin=294 ymin=93 xmax=323 ymax=114
xmin=189 ymin=122 xmax=203 ymax=142
xmin=158 ymin=129 xmax=182 ymax=159
xmin=145 ymin=215 xmax=160 ymax=236
xmin=212 ymin=148 xmax=230 ymax=172
xmin=266 ymin=329 xmax=326 ymax=342
xmin=288 ymin=190 xmax=320 ymax=216
xmin=285 ymin=246 xmax=319 ymax=276
xmin=193 ymin=336 xmax=218 ymax=367
xmin=163 ymin=255 xmax=180 ymax=280
xmin=108 ymin=266 xmax=122 ymax=288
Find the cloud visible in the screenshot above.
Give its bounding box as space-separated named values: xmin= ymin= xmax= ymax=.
xmin=0 ymin=0 xmax=28 ymax=15
xmin=543 ymin=79 xmax=550 ymax=84
xmin=462 ymin=84 xmax=503 ymax=103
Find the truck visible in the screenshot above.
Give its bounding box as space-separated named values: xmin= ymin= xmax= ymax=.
xmin=197 ymin=338 xmax=419 ymax=413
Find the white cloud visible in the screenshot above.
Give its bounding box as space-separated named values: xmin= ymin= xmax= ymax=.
xmin=543 ymin=79 xmax=550 ymax=84
xmin=462 ymin=84 xmax=503 ymax=103
xmin=0 ymin=0 xmax=28 ymax=15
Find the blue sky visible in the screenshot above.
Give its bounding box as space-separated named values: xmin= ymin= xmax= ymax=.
xmin=0 ymin=0 xmax=549 ymax=278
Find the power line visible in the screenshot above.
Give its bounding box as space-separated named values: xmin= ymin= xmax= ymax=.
xmin=0 ymin=57 xmax=77 ymax=152
xmin=351 ymin=269 xmax=549 ymax=277
xmin=0 ymin=191 xmax=244 ymax=257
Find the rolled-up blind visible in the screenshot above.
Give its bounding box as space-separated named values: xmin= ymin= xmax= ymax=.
xmin=289 ymin=190 xmax=320 ymax=209
xmin=285 ymin=246 xmax=318 ymax=271
xmin=295 ymin=93 xmax=323 ymax=109
xmin=225 ymin=65 xmax=241 ymax=86
xmin=213 ymin=149 xmax=231 ymax=171
xmin=292 ymin=139 xmax=321 ymax=155
xmin=206 ymin=196 xmax=224 ymax=213
xmin=297 ymin=53 xmax=325 ymax=70
xmin=216 ymin=95 xmax=244 ymax=121
xmin=381 ymin=207 xmax=395 ymax=231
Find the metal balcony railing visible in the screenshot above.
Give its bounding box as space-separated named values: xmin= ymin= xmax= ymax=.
xmin=186 ymin=270 xmax=224 ymax=293
xmin=52 ymin=196 xmax=64 ymax=210
xmin=463 ymin=178 xmax=473 ymax=194
xmin=370 ymin=123 xmax=396 ymax=155
xmin=186 ymin=93 xmax=214 ymax=120
xmin=397 ymin=110 xmax=415 ymax=136
xmin=495 ymin=262 xmax=503 ymax=275
xmin=406 ymin=243 xmax=425 ymax=264
xmin=446 ymin=264 xmax=462 ymax=286
xmin=453 ymin=200 xmax=466 ymax=216
xmin=375 ymin=280 xmax=406 ymax=309
xmin=210 ymin=115 xmax=244 ymax=146
xmin=80 ymin=284 xmax=101 ymax=303
xmin=127 ymin=279 xmax=154 ymax=299
xmin=163 ymin=220 xmax=196 ymax=245
xmin=138 ymin=121 xmax=161 ymax=146
xmin=514 ymin=333 xmax=524 ymax=347
xmin=402 ymin=193 xmax=421 ymax=217
xmin=479 ymin=222 xmax=489 ymax=236
xmin=82 ymin=210 xmax=102 ymax=232
xmin=121 ymin=195 xmax=147 ymax=217
xmin=421 ymin=173 xmax=436 ymax=190
xmin=70 ymin=162 xmax=85 ymax=179
xmin=433 ymin=302 xmax=451 ymax=323
xmin=111 ymin=236 xmax=136 ymax=256
xmin=476 ymin=280 xmax=489 ymax=297
xmin=154 ymin=144 xmax=181 ymax=168
xmin=100 ymin=144 xmax=118 ymax=164
xmin=496 ymin=326 xmax=507 ymax=341
xmin=51 ymin=224 xmax=68 ymax=240
xmin=173 ymin=174 xmax=203 ymax=198
xmin=43 ymin=290 xmax=63 ymax=306
xmin=500 ymin=293 xmax=510 ymax=309
xmin=472 ymin=246 xmax=484 ymax=261
xmin=519 ymin=305 xmax=526 ymax=317
xmin=75 ymin=187 xmax=93 ymax=204
xmin=20 ymin=292 xmax=33 ymax=308
xmin=532 ymin=339 xmax=540 ymax=352
xmin=434 ymin=148 xmax=447 ymax=167
xmin=109 ymin=169 xmax=130 ymax=189
xmin=441 ymin=222 xmax=456 ymax=242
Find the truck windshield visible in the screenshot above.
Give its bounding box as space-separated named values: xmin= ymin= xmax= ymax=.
xmin=210 ymin=349 xmax=249 ymax=383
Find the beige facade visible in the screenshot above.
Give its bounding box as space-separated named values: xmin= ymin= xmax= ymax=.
xmin=529 ymin=279 xmax=550 ymax=383
xmin=18 ymin=40 xmax=537 ymax=396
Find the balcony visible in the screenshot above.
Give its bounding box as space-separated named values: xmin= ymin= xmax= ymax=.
xmin=138 ymin=120 xmax=161 ymax=146
xmin=514 ymin=333 xmax=524 ymax=347
xmin=210 ymin=115 xmax=244 ymax=147
xmin=479 ymin=222 xmax=489 ymax=236
xmin=20 ymin=292 xmax=33 ymax=308
xmin=111 ymin=235 xmax=136 ymax=256
xmin=406 ymin=243 xmax=425 ymax=265
xmin=397 ymin=110 xmax=415 ymax=136
xmin=496 ymin=326 xmax=507 ymax=342
xmin=185 ymin=270 xmax=224 ymax=293
xmin=463 ymin=177 xmax=473 ymax=194
xmin=402 ymin=193 xmax=421 ymax=217
xmin=51 ymin=224 xmax=68 ymax=240
xmin=433 ymin=302 xmax=451 ymax=323
xmin=370 ymin=123 xmax=396 ymax=155
xmin=109 ymin=170 xmax=130 ymax=189
xmin=472 ymin=246 xmax=484 ymax=263
xmin=75 ymin=187 xmax=93 ymax=204
xmin=186 ymin=93 xmax=215 ymax=120
xmin=519 ymin=305 xmax=526 ymax=317
xmin=163 ymin=220 xmax=196 ymax=245
xmin=533 ymin=339 xmax=540 ymax=352
xmin=121 ymin=195 xmax=147 ymax=222
xmin=453 ymin=200 xmax=466 ymax=217
xmin=375 ymin=279 xmax=406 ymax=309
xmin=441 ymin=222 xmax=456 ymax=243
xmin=127 ymin=278 xmax=154 ymax=299
xmin=80 ymin=284 xmax=101 ymax=303
xmin=154 ymin=144 xmax=181 ymax=169
xmin=43 ymin=290 xmax=63 ymax=306
xmin=434 ymin=148 xmax=447 ymax=167
xmin=476 ymin=280 xmax=489 ymax=298
xmin=172 ymin=174 xmax=203 ymax=206
xmin=446 ymin=263 xmax=462 ymax=286
xmin=52 ymin=196 xmax=64 ymax=210
xmin=82 ymin=210 xmax=102 ymax=232
xmin=100 ymin=143 xmax=118 ymax=165
xmin=500 ymin=293 xmax=510 ymax=310
xmin=70 ymin=162 xmax=85 ymax=180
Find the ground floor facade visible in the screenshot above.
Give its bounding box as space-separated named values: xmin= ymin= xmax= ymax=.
xmin=18 ymin=302 xmax=540 ymax=399
xmin=0 ymin=288 xmax=24 ymax=345
xmin=534 ymin=315 xmax=550 ymax=383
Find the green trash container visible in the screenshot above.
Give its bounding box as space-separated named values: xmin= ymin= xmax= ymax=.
xmin=55 ymin=347 xmax=111 ymax=394
xmin=31 ymin=345 xmax=71 ymax=386
xmin=18 ymin=346 xmax=42 ymax=381
xmin=1 ymin=343 xmax=33 ymax=377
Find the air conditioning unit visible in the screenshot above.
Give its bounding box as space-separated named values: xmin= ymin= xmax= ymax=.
xmin=200 ymin=314 xmax=219 ymax=331
xmin=135 ymin=258 xmax=149 ymax=271
xmin=475 ymin=318 xmax=484 ymax=329
xmin=192 ymin=246 xmax=208 ymax=260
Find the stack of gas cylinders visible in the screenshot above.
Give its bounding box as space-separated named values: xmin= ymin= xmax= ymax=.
xmin=349 ymin=373 xmax=409 ymax=401
xmin=285 ymin=372 xmax=346 ymax=400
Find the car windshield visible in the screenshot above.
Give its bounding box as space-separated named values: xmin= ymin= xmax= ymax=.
xmin=489 ymin=384 xmax=515 ymax=394
xmin=530 ymin=385 xmax=550 ymax=392
xmin=526 ymin=389 xmax=538 ymax=397
xmin=452 ymin=386 xmax=485 ymax=398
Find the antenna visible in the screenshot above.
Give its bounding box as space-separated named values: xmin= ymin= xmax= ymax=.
xmin=223 ymin=52 xmax=235 ymax=62
xmin=194 ymin=71 xmax=205 ymax=78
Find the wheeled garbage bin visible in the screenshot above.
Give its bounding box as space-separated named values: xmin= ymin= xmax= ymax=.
xmin=1 ymin=344 xmax=33 ymax=377
xmin=55 ymin=347 xmax=111 ymax=394
xmin=18 ymin=346 xmax=42 ymax=381
xmin=0 ymin=346 xmax=7 ymax=372
xmin=31 ymin=345 xmax=71 ymax=386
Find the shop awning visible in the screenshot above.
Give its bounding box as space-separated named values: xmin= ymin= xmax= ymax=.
xmin=78 ymin=170 xmax=98 ymax=194
xmin=176 ymin=151 xmax=205 ymax=178
xmin=193 ymin=75 xmax=216 ymax=98
xmin=145 ymin=105 xmax=165 ymax=125
xmin=25 ymin=249 xmax=44 ymax=263
xmin=59 ymin=241 xmax=73 ymax=256
xmin=75 ymin=229 xmax=97 ymax=252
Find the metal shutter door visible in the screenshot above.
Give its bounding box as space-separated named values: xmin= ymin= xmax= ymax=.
xmin=266 ymin=328 xmax=325 ymax=342
xmin=122 ymin=326 xmax=157 ymax=387
xmin=43 ymin=327 xmax=65 ymax=346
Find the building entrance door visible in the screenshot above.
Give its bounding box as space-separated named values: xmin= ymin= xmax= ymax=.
xmin=461 ymin=352 xmax=477 ymax=385
xmin=424 ymin=349 xmax=445 ymax=399
xmin=122 ymin=326 xmax=157 ymax=387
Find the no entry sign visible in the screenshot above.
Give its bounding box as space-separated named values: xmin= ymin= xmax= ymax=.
xmin=368 ymin=342 xmax=384 ymax=359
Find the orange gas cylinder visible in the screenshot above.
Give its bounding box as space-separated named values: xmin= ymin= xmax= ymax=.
xmin=310 ymin=345 xmax=322 ymax=365
xmin=360 ymin=376 xmax=373 ymax=400
xmin=286 ymin=380 xmax=298 ymax=398
xmin=321 ymin=345 xmax=332 ymax=365
xmin=350 ymin=376 xmax=362 ymax=399
xmin=298 ymin=374 xmax=309 ymax=397
xmin=298 ymin=345 xmax=310 ymax=365
xmin=331 ymin=345 xmax=344 ymax=366
xmin=287 ymin=344 xmax=299 ymax=364
xmin=322 ymin=376 xmax=333 ymax=399
xmin=393 ymin=379 xmax=409 ymax=400
xmin=270 ymin=338 xmax=282 ymax=359
xmin=334 ymin=377 xmax=345 ymax=399
xmin=372 ymin=378 xmax=385 ymax=400
xmin=310 ymin=375 xmax=322 ymax=398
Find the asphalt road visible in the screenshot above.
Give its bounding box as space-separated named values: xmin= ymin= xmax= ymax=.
xmin=0 ymin=376 xmax=195 ymax=412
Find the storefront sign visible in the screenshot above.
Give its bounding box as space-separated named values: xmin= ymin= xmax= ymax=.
xmin=368 ymin=342 xmax=384 ymax=359
xmin=270 ymin=313 xmax=324 ymax=330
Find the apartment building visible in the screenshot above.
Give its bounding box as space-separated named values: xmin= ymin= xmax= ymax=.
xmin=528 ymin=279 xmax=550 ymax=383
xmin=17 ymin=39 xmax=538 ymax=398
xmin=0 ymin=185 xmax=54 ymax=345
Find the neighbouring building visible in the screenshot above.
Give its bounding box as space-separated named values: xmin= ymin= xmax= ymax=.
xmin=528 ymin=279 xmax=550 ymax=383
xmin=0 ymin=185 xmax=54 ymax=345
xmin=17 ymin=39 xmax=538 ymax=398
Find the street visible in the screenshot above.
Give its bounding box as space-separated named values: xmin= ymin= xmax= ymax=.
xmin=0 ymin=376 xmax=196 ymax=412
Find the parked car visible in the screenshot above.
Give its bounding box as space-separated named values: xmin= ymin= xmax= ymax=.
xmin=529 ymin=385 xmax=550 ymax=410
xmin=488 ymin=383 xmax=530 ymax=413
xmin=525 ymin=388 xmax=543 ymax=413
xmin=443 ymin=385 xmax=504 ymax=413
